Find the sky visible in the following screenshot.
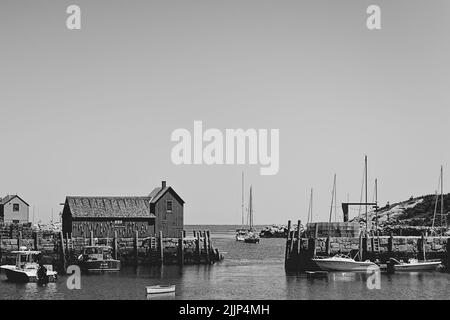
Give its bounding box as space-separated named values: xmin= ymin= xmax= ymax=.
xmin=0 ymin=0 xmax=449 ymax=224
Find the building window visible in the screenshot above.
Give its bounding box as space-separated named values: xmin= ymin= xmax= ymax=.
xmin=166 ymin=200 xmax=173 ymax=212
xmin=13 ymin=204 xmax=19 ymax=212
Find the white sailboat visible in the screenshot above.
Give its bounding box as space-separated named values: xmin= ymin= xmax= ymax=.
xmin=243 ymin=186 xmax=260 ymax=244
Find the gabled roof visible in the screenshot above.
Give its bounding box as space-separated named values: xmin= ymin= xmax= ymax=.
xmin=1 ymin=195 xmax=29 ymax=206
xmin=149 ymin=186 xmax=185 ymax=205
xmin=65 ymin=196 xmax=156 ymax=219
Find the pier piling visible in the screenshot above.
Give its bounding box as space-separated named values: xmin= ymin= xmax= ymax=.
xmin=296 ymin=220 xmax=301 ymax=255
xmin=284 ymin=220 xmax=291 ymax=266
xmin=113 ymin=231 xmax=118 ymax=260
xmin=196 ymin=232 xmax=201 ymax=263
xmin=159 ymin=231 xmax=164 ymax=265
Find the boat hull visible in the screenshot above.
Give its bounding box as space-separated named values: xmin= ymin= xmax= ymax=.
xmin=79 ymin=259 xmax=121 ymax=273
xmin=394 ymin=261 xmax=441 ymax=272
xmin=1 ymin=266 xmax=57 ymax=283
xmin=313 ymin=259 xmax=377 ymax=272
xmin=146 ymin=285 xmax=176 ymax=294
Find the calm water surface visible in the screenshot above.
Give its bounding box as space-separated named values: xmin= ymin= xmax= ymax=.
xmin=0 ymin=225 xmax=449 ymax=300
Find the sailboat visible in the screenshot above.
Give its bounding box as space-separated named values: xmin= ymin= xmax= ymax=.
xmin=243 ymin=186 xmax=260 ymax=243
xmin=236 ymin=172 xmax=247 ymax=241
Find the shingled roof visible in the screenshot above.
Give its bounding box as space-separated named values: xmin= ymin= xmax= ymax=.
xmin=65 ymin=196 xmax=156 ymax=219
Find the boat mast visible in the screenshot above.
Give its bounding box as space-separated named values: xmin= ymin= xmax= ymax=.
xmin=441 ymin=165 xmax=444 ymax=228
xmin=365 ymin=155 xmax=368 ymax=233
xmin=249 ymin=186 xmax=253 ymax=230
xmin=241 ymin=172 xmax=244 ymax=229
xmin=307 ymin=188 xmax=313 ymax=224
xmin=328 ymin=174 xmax=336 ymax=235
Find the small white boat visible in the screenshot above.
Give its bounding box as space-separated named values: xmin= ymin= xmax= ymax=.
xmin=390 ymin=258 xmax=441 ymax=272
xmin=0 ymin=249 xmax=57 ymax=283
xmin=235 ymin=229 xmax=247 ymax=242
xmin=146 ymin=284 xmax=176 ymax=294
xmin=312 ymin=254 xmax=378 ymax=272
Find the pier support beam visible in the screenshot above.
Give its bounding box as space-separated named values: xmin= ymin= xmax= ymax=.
xmin=196 ymin=232 xmax=201 ymax=264
xmin=284 ymin=220 xmax=291 ymax=267
xmin=203 ymin=230 xmax=210 ymax=264
xmin=113 ymin=231 xmax=118 ymax=260
xmin=296 ymin=220 xmax=301 ymax=255
xmin=159 ymin=231 xmax=164 ymax=265
xmin=134 ymin=230 xmax=139 ymax=265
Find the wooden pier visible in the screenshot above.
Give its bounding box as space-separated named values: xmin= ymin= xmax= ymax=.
xmin=0 ymin=229 xmax=224 ymax=272
xmin=284 ymin=220 xmax=450 ymax=272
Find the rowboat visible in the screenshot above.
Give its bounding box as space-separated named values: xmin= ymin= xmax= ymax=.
xmin=312 ymin=254 xmax=378 ymax=272
xmin=146 ymin=284 xmax=176 ymax=294
xmin=390 ymin=258 xmax=441 ymax=272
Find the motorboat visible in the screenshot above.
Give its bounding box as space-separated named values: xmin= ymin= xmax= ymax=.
xmin=0 ymin=249 xmax=57 ymax=283
xmin=235 ymin=229 xmax=247 ymax=242
xmin=312 ymin=254 xmax=378 ymax=272
xmin=243 ymin=231 xmax=260 ymax=243
xmin=146 ymin=284 xmax=176 ymax=294
xmin=77 ymin=245 xmax=121 ymax=273
xmin=389 ymin=258 xmax=441 ymax=272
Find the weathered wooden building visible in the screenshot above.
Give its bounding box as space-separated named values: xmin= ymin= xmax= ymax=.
xmin=62 ymin=181 xmax=184 ymax=238
xmin=0 ymin=195 xmax=30 ymax=224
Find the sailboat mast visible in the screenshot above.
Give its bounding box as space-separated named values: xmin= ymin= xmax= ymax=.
xmin=441 ymin=165 xmax=444 ymax=228
xmin=249 ymin=186 xmax=253 ymax=230
xmin=365 ymin=155 xmax=368 ymax=232
xmin=241 ymin=172 xmax=244 ymax=228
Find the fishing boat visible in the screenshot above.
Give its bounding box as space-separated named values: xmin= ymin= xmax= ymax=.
xmin=389 ymin=258 xmax=441 ymax=272
xmin=312 ymin=254 xmax=378 ymax=272
xmin=235 ymin=229 xmax=247 ymax=241
xmin=146 ymin=284 xmax=176 ymax=294
xmin=77 ymin=245 xmax=121 ymax=273
xmin=0 ymin=248 xmax=57 ymax=283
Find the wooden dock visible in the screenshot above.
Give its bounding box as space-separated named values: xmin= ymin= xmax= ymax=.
xmin=284 ymin=220 xmax=450 ymax=272
xmin=0 ymin=229 xmax=224 ymax=272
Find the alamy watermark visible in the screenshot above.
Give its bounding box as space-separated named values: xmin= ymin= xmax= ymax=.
xmin=170 ymin=121 xmax=280 ymax=175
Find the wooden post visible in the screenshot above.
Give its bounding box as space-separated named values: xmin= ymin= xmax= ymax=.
xmin=446 ymin=238 xmax=450 ymax=273
xmin=65 ymin=232 xmax=70 ymax=256
xmin=113 ymin=231 xmax=118 ymax=260
xmin=60 ymin=231 xmax=66 ymax=271
xmin=183 ymin=230 xmax=186 ymax=238
xmin=33 ymin=231 xmax=39 ymax=251
xmin=179 ymin=230 xmax=184 ymax=266
xmin=420 ymin=233 xmax=426 ymax=261
xmin=196 ymin=232 xmax=201 ymax=264
xmin=215 ymin=248 xmax=220 ymax=261
xmin=326 ymin=236 xmax=331 ymax=256
xmin=0 ymin=231 xmax=3 ymax=265
xmin=296 ymin=220 xmax=301 ymax=255
xmin=90 ymin=231 xmax=94 ymax=246
xmin=203 ymin=230 xmax=210 ymax=264
xmin=284 ymin=220 xmax=291 ymax=265
xmin=18 ymin=231 xmax=22 ymax=250
xmin=159 ymin=231 xmax=164 ymax=265
xmin=388 ymin=232 xmax=394 ymax=258
xmin=193 ymin=230 xmax=197 ymax=237
xmin=289 ymin=231 xmax=295 ymax=254
xmin=358 ymin=232 xmax=363 ymax=261
xmin=364 ymin=233 xmax=369 ymax=260
xmin=206 ymin=230 xmax=212 ymax=259
xmin=134 ymin=230 xmax=139 ymax=265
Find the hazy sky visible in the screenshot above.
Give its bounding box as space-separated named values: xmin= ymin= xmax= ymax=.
xmin=1 ymin=0 xmax=449 ymax=224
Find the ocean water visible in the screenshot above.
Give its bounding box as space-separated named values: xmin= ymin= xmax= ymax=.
xmin=0 ymin=225 xmax=448 ymax=300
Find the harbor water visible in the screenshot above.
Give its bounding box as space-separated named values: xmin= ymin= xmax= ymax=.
xmin=0 ymin=225 xmax=449 ymax=300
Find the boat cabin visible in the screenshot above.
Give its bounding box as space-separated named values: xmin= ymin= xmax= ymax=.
xmin=11 ymin=250 xmax=41 ymax=269
xmin=81 ymin=246 xmax=114 ymax=261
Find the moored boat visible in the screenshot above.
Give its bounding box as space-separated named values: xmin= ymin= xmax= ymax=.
xmin=0 ymin=249 xmax=57 ymax=283
xmin=78 ymin=245 xmax=121 ymax=273
xmin=389 ymin=258 xmax=441 ymax=272
xmin=312 ymin=254 xmax=378 ymax=272
xmin=146 ymin=284 xmax=176 ymax=294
